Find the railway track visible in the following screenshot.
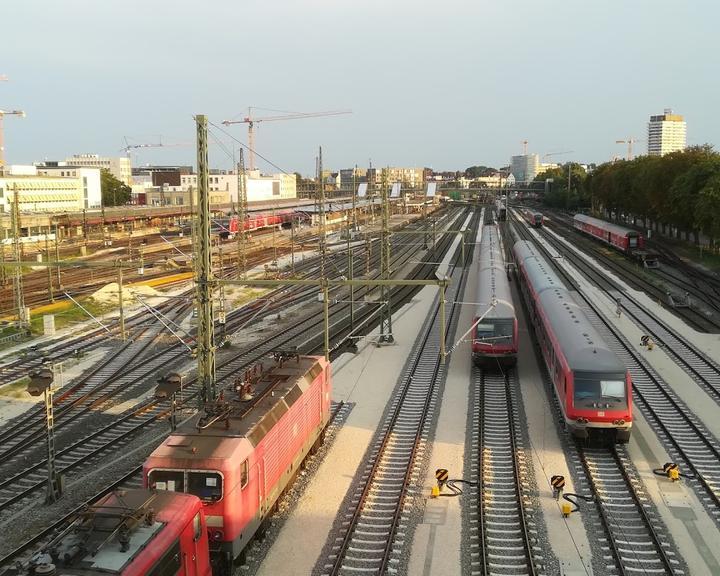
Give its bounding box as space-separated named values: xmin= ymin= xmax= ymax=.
xmin=542 ymin=211 xmax=720 ymax=332
xmin=515 ymin=221 xmax=720 ymax=527
xmin=574 ymin=445 xmax=682 ymax=575
xmin=467 ymin=368 xmax=542 ymax=575
xmin=319 ymin=213 xmax=474 ymax=575
xmin=509 ymin=219 xmax=689 ymax=574
xmin=539 ymin=225 xmax=720 ymax=406
xmin=0 ymin=209 xmax=468 ymax=523
xmin=527 ymin=225 xmax=720 ymax=521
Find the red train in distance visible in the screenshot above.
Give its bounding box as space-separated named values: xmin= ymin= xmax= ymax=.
xmin=144 ymin=353 xmax=331 ymax=574
xmin=514 ymin=240 xmax=632 ymax=443
xmin=522 ymin=208 xmax=544 ymax=228
xmin=573 ymin=214 xmax=644 ymax=252
xmin=25 ymin=490 xmax=212 ymax=576
xmin=228 ymin=211 xmax=294 ymax=234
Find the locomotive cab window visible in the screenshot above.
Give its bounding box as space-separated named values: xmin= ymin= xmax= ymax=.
xmin=188 ymin=471 xmax=223 ymax=502
xmin=193 ymin=512 xmax=202 ymax=541
xmin=148 ymin=469 xmax=184 ymax=492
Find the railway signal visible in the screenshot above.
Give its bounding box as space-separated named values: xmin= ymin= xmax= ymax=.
xmin=27 ymin=364 xmax=63 ymax=503
xmin=550 ymin=474 xmax=565 ymax=500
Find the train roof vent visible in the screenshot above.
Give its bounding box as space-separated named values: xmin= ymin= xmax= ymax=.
xmin=581 ymin=332 xmax=594 ymax=345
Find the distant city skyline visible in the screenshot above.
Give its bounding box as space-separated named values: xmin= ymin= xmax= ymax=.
xmin=2 ymin=1 xmax=716 ymax=175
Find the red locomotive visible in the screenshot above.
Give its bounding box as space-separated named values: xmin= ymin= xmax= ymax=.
xmin=144 ymin=352 xmax=331 ymax=574
xmin=514 ymin=240 xmax=632 ymax=443
xmin=25 ymin=490 xmax=212 ymax=576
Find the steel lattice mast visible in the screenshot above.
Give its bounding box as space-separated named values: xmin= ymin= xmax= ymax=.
xmin=195 ymin=115 xmax=216 ymax=407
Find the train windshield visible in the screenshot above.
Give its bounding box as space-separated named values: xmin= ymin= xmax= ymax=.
xmin=148 ymin=470 xmax=185 ymax=492
xmin=148 ymin=470 xmax=223 ymax=502
xmin=188 ymin=472 xmax=223 ymax=502
xmin=573 ymin=372 xmax=627 ymax=404
xmin=475 ymin=320 xmax=513 ymax=345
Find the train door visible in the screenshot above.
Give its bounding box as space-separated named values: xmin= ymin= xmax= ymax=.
xmin=628 ymin=235 xmax=638 ymax=248
xmin=258 ymin=458 xmax=266 ymax=515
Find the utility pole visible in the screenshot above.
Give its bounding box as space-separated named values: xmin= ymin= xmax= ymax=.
xmin=11 ymin=185 xmax=27 ymax=328
xmin=318 ymin=146 xmax=326 ymax=280
xmin=0 ymin=218 xmax=6 ymax=287
xmin=117 ymin=267 xmax=126 ymax=341
xmin=236 ymin=149 xmax=247 ymax=279
xmin=45 ymin=228 xmax=54 ymax=303
xmin=379 ymin=168 xmax=393 ymax=343
xmin=195 ymin=115 xmax=216 ymax=408
xmin=54 ymin=221 xmax=62 ymax=289
xmin=348 ymin=166 xmax=357 ymax=335
xmin=566 ymin=162 xmax=572 ymax=210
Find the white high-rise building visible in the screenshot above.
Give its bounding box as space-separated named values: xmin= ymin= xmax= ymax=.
xmin=65 ymin=154 xmax=132 ymax=185
xmin=647 ymin=109 xmax=686 ymax=156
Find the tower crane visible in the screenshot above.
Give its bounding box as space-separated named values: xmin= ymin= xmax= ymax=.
xmin=0 ymin=75 xmax=25 ymax=167
xmin=542 ymin=150 xmax=574 ymax=160
xmin=222 ymin=107 xmax=352 ymax=171
xmin=121 ymin=136 xmax=189 ymax=160
xmin=615 ymin=138 xmax=641 ymax=161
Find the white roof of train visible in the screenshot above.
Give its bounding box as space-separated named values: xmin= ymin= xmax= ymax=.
xmin=574 ymin=214 xmax=639 ymax=238
xmin=476 ymin=225 xmax=514 ymax=320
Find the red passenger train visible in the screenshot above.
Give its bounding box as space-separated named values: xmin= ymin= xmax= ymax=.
xmin=514 ymin=240 xmax=632 ymax=443
xmin=144 ymin=353 xmax=331 ymax=574
xmin=472 ymin=224 xmax=518 ymax=367
xmin=522 ymin=208 xmax=544 ymax=228
xmin=25 ymin=490 xmax=212 ymax=576
xmin=573 ymin=214 xmax=644 ymax=252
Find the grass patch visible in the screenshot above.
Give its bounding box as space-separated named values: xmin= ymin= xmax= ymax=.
xmin=0 ymin=376 xmax=32 ymax=399
xmin=29 ymin=298 xmax=117 ymax=334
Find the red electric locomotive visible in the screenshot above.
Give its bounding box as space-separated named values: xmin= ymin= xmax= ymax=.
xmin=25 ymin=490 xmax=212 ymax=576
xmin=144 ymin=353 xmax=331 ymax=574
xmin=227 ymin=211 xmax=294 ymax=234
xmin=514 ymin=240 xmax=632 ymax=443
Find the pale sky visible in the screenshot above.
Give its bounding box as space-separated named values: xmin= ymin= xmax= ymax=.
xmin=2 ymin=0 xmax=717 ymax=175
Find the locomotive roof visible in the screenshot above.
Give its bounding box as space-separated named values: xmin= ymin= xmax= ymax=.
xmin=538 ymin=288 xmax=624 ymax=373
xmin=30 ymin=490 xmax=200 ymax=575
xmin=574 ymin=214 xmax=639 ymax=237
xmin=513 ymin=240 xmax=566 ymax=295
xmin=157 ymin=356 xmax=325 ymax=459
xmin=476 ymin=225 xmax=515 ymax=320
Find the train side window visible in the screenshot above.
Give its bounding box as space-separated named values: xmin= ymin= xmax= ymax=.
xmin=148 ymin=539 xmax=181 ymax=576
xmin=193 ymin=512 xmax=202 ymax=542
xmin=241 ymin=460 xmax=249 ymax=489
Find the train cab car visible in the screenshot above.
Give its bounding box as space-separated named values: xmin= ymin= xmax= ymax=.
xmin=144 ymin=354 xmax=331 ymax=573
xmin=495 ymin=199 xmax=507 ymax=221
xmin=573 ymin=214 xmax=643 ymax=252
xmin=472 ymin=225 xmax=518 ymax=367
xmin=24 ymin=490 xmax=211 ymax=576
xmin=513 ymin=240 xmax=632 ymax=443
xmin=522 ymin=208 xmax=543 ymax=228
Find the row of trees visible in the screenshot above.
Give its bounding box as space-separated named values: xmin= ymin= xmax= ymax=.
xmin=535 ymin=146 xmax=720 ymax=246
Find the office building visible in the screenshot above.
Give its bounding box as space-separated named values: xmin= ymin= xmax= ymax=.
xmin=647 ymin=109 xmax=686 ymax=156
xmin=65 ymin=154 xmax=132 ymax=185
xmin=510 ymin=154 xmax=540 ymax=182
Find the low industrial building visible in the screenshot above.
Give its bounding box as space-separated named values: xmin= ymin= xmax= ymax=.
xmin=0 ymin=165 xmax=99 ymax=213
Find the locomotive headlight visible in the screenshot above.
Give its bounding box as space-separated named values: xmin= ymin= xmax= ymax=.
xmin=212 ymin=530 xmax=224 ymax=540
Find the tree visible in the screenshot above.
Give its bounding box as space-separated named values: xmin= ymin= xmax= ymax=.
xmin=464 ymin=165 xmax=496 ymax=178
xmin=695 ymin=173 xmax=720 ymax=246
xmin=101 ymin=169 xmax=131 ymax=206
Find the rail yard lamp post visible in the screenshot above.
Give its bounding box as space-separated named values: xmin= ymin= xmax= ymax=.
xmin=27 ymin=363 xmax=63 ymax=503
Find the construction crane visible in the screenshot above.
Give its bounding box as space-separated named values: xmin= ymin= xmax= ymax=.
xmin=615 ymin=138 xmax=641 ymax=161
xmin=222 ymin=107 xmax=352 ymax=171
xmin=0 ymin=76 xmax=25 ymax=167
xmin=542 ymin=150 xmax=574 ymax=160
xmin=121 ymin=136 xmax=186 ymax=160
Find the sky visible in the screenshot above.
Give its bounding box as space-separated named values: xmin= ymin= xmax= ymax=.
xmin=1 ymin=0 xmax=718 ymax=175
